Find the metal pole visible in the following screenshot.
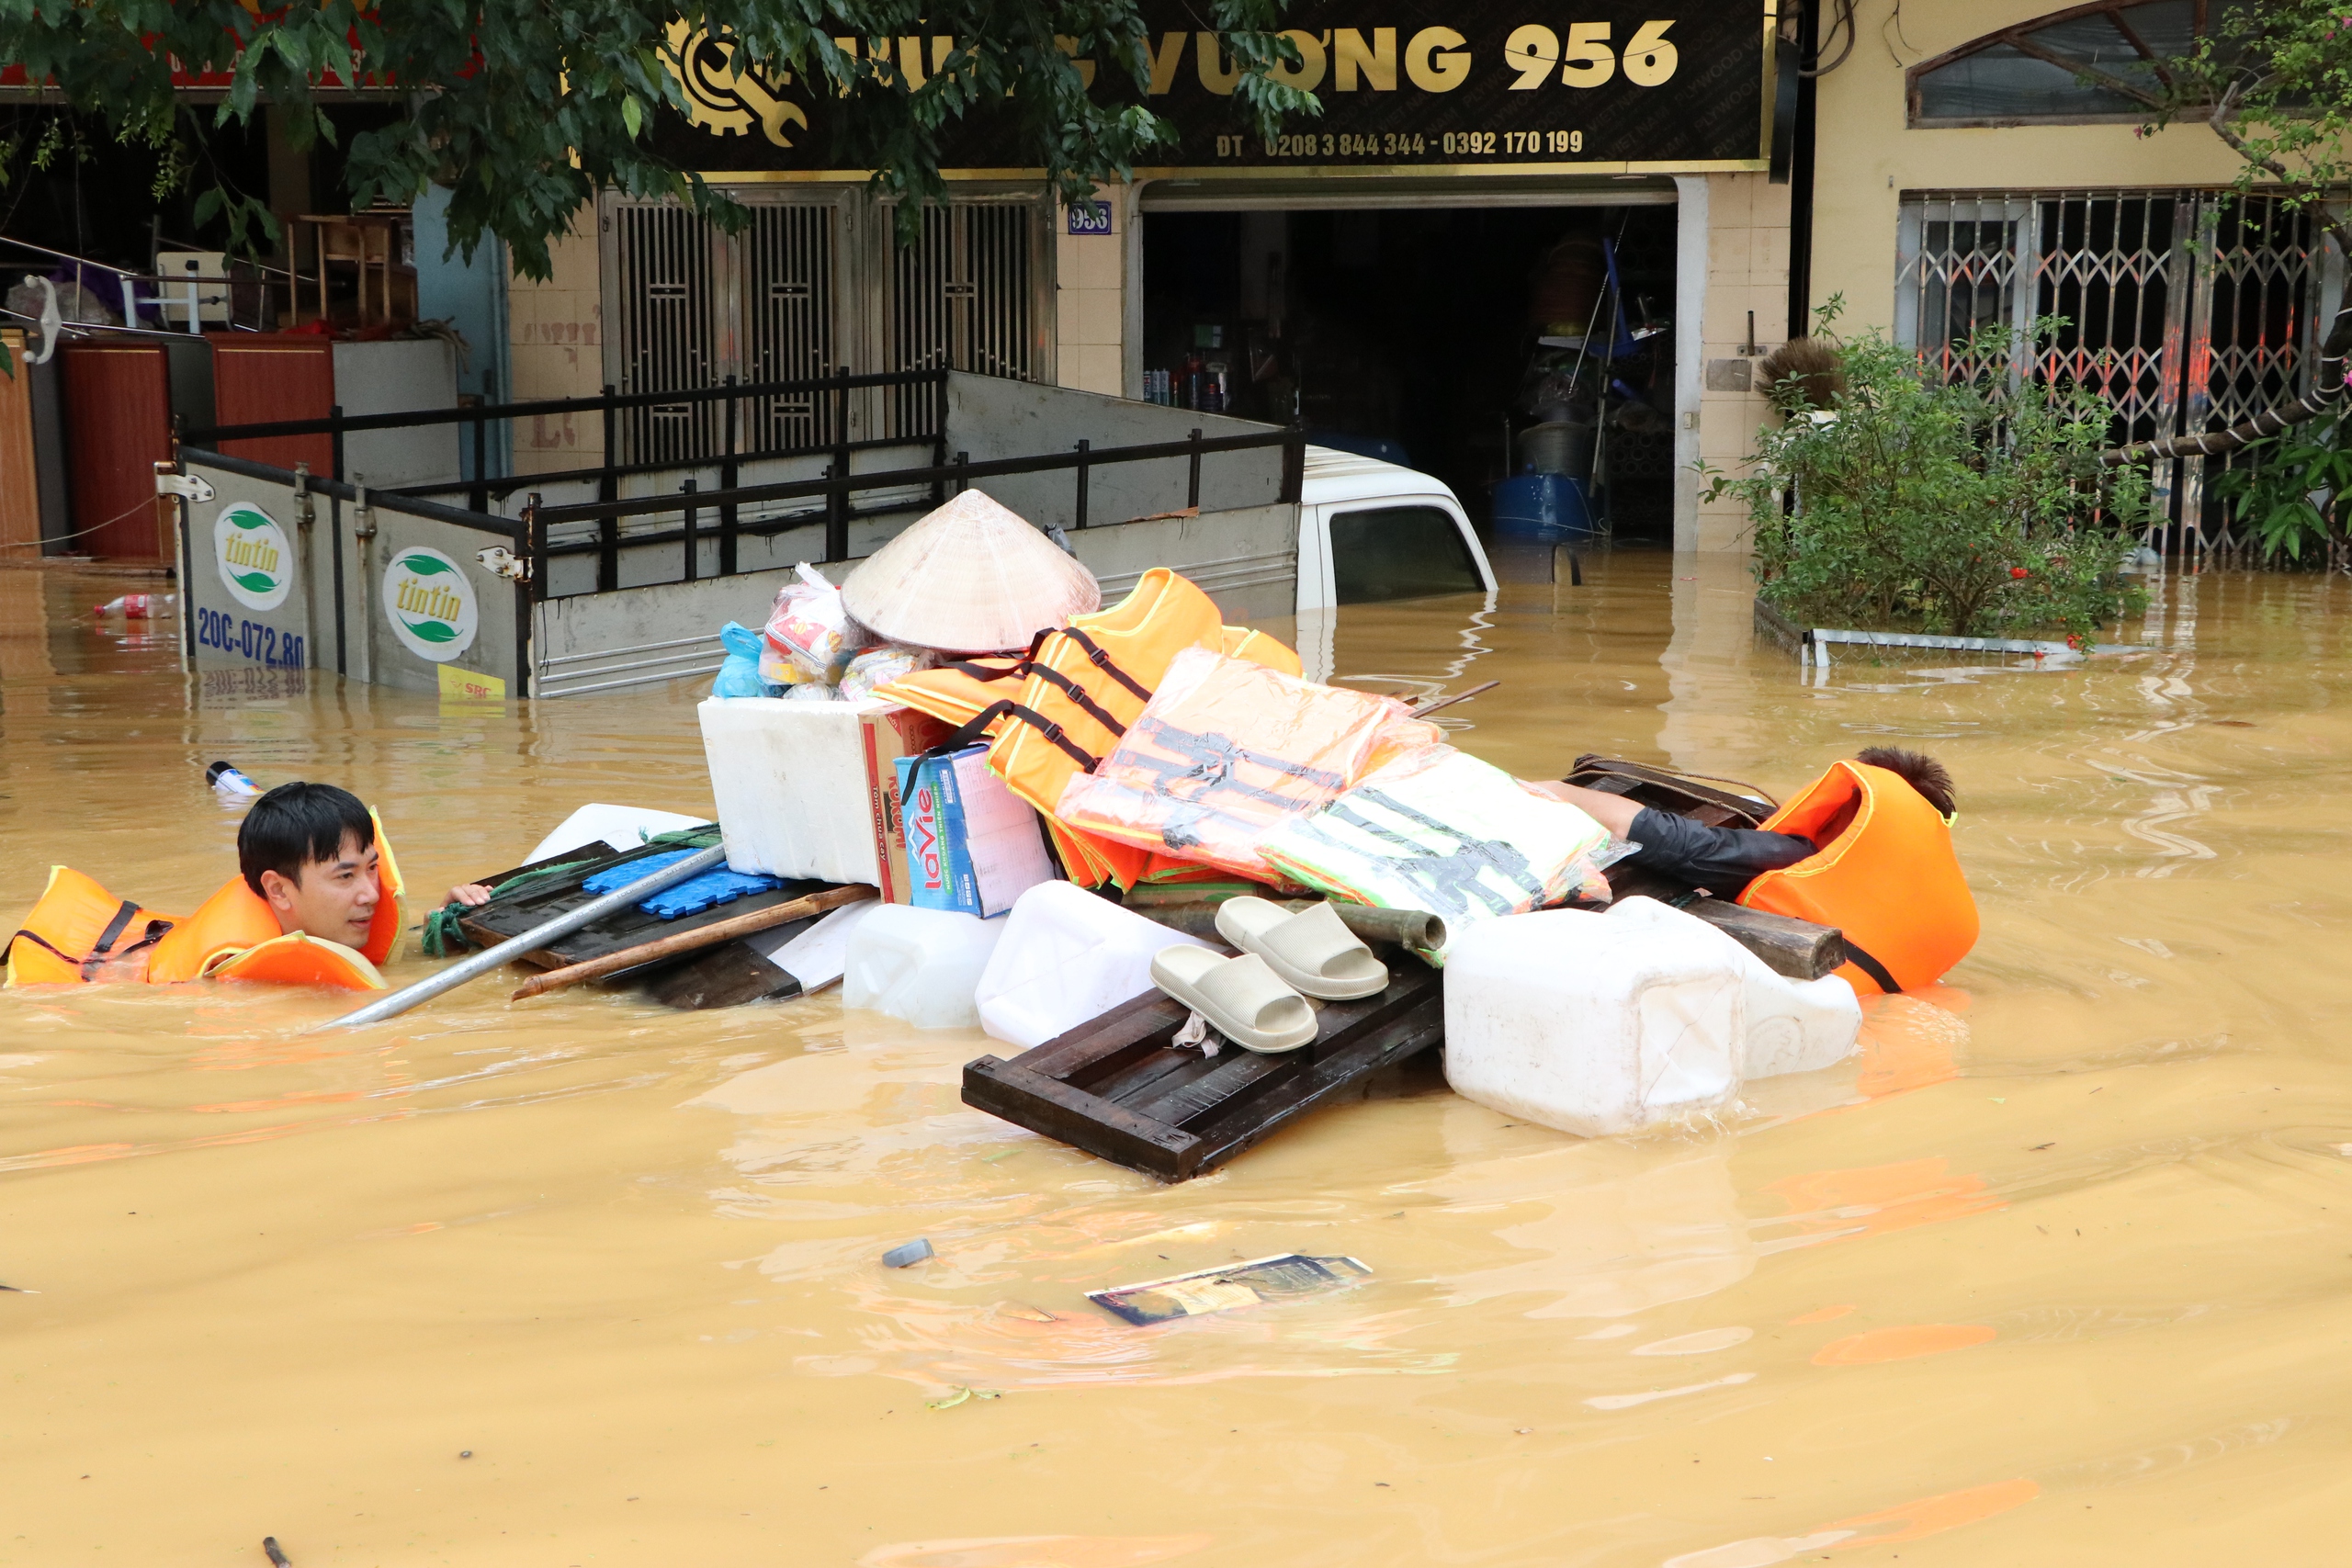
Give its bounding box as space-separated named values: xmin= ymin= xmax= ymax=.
xmin=311 ymin=844 xmax=727 ymax=1031
xmin=1074 ymin=438 xmax=1090 ymax=531
xmin=720 ymin=373 xmax=740 ymax=577
xmin=681 ymin=477 xmax=698 ymax=583
xmin=1187 ymin=429 xmax=1202 ymax=511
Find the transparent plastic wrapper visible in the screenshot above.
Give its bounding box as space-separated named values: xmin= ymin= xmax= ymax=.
xmin=785 ymin=682 xmax=842 ymax=703
xmin=1259 ymin=748 xmax=1616 ymax=964
xmin=762 ymin=562 xmax=876 ymax=685
xmin=841 ymin=646 xmax=927 ymax=703
xmin=1054 ymin=649 xmax=1409 ymax=883
xmin=711 ymin=622 xmax=781 ymax=698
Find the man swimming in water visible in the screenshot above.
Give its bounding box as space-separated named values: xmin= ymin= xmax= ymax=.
xmin=1541 ymin=747 xmax=1956 ymax=898
xmin=238 ymin=783 xmax=385 ymax=949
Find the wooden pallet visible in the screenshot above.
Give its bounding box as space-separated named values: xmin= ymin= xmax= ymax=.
xmin=963 ymin=961 xmax=1444 ymax=1183
xmin=456 ymin=833 xmax=840 ymax=983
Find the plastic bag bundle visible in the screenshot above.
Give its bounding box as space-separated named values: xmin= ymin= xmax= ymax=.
xmin=712 ymin=621 xmax=782 ymax=699
xmin=1055 ymin=648 xmax=1408 ymax=883
xmin=762 ymin=562 xmax=876 ymax=686
xmin=841 ymin=646 xmax=927 ymax=703
xmin=1260 ymin=748 xmax=1615 ymax=963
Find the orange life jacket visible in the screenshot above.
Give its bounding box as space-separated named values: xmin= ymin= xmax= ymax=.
xmin=879 ymin=574 xmax=1299 ymax=889
xmin=1736 ymin=761 xmax=1977 ymax=996
xmin=6 ymin=813 xmax=406 ymax=990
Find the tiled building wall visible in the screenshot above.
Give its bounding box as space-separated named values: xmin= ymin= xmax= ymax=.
xmin=1055 ymin=197 xmax=1124 ymax=397
xmin=508 ymin=226 xmax=605 ymax=476
xmin=1693 ymin=172 xmax=1791 ymax=555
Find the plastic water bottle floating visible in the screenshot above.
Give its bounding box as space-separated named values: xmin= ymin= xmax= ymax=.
xmin=96 ymin=593 xmax=175 ymax=619
xmin=206 ymin=761 xmax=260 ymax=799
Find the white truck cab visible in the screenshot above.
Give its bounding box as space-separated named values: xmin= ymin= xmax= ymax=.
xmin=1293 ymin=446 xmax=1496 ymax=615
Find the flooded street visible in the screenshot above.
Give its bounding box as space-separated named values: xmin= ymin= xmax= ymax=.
xmin=6 ymin=550 xmax=2352 ymax=1567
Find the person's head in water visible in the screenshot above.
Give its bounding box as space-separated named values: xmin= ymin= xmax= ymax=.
xmin=239 ymin=784 xmax=379 ymax=945
xmin=1853 ymin=746 xmax=1955 ymax=817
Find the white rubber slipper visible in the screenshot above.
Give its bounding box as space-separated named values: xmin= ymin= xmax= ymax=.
xmin=1149 ymin=946 xmax=1318 ymax=1055
xmin=1214 ymin=897 xmax=1390 ymax=1001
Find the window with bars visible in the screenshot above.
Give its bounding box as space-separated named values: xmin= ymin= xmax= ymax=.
xmin=1907 ymin=1 xmax=2209 ymax=127
xmin=1896 ymin=187 xmax=2339 ymax=530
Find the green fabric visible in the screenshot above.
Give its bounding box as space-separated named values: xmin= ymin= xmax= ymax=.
xmin=413 ymin=824 xmax=718 ymax=958
xmin=417 ymin=857 xmax=594 ymax=959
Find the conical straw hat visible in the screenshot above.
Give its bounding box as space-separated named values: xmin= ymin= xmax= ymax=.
xmin=842 ymin=490 xmax=1101 ymax=652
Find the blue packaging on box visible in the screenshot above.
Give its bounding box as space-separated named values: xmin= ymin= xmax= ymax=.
xmin=893 ymin=744 xmax=1055 ymax=919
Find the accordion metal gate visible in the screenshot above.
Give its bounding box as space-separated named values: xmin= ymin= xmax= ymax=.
xmin=1896 ymin=188 xmax=2346 ymax=555
xmin=603 ymin=188 xmax=1048 ymax=463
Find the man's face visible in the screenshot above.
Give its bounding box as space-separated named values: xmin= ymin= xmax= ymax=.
xmin=260 ymin=831 xmax=380 ymax=948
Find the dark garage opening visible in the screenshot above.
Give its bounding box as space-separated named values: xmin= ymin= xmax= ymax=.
xmin=1140 ymin=202 xmax=1679 ymax=543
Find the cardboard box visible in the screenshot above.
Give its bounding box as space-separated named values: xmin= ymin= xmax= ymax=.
xmin=894 ymin=743 xmax=1056 ymax=918
xmin=697 ymin=698 xmax=952 ymax=901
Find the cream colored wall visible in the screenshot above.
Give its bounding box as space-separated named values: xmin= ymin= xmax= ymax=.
xmin=1692 ymin=172 xmax=1792 ymax=553
xmin=1056 ymin=197 xmax=1123 ymax=396
xmin=507 ymin=225 xmax=605 ymax=476
xmin=1806 ymin=0 xmax=2248 ymax=336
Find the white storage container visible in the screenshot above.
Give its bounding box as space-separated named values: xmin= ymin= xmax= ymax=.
xmin=974 ymin=881 xmax=1212 ymax=1050
xmin=696 ymin=696 xmax=938 ymax=897
xmin=842 ymin=905 xmax=1007 ymax=1029
xmin=1443 ymin=904 xmax=1746 ymax=1136
xmin=1605 ymin=897 xmax=1860 ymax=1079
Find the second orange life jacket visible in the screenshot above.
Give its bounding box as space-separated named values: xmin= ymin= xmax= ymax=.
xmin=1736 ymin=761 xmax=1977 ymax=996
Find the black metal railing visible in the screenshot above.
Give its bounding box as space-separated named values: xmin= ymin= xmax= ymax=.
xmin=522 ymin=424 xmax=1307 ymax=600
xmin=183 ymin=367 xmax=955 ymax=533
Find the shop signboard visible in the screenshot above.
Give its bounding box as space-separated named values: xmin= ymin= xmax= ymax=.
xmin=653 ymin=0 xmax=1771 ymax=178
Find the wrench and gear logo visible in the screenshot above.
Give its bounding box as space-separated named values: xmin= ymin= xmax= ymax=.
xmin=664 ymin=22 xmax=808 ymax=147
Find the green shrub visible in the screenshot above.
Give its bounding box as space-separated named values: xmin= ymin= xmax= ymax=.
xmin=1702 ymin=304 xmax=2153 ymax=641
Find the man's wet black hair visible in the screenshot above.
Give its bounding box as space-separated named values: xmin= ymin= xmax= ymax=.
xmin=1855 ymin=746 xmax=1955 ymax=818
xmin=239 ymin=783 xmax=374 ymax=896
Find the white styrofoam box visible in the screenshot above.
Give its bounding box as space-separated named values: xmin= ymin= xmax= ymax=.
xmin=526 ymin=803 xmax=707 ymax=865
xmin=1607 ymin=897 xmax=1861 ymax=1079
xmin=1443 ymin=902 xmax=1746 ymax=1137
xmin=696 ymin=697 xmax=931 ymax=898
xmin=974 ymin=880 xmax=1213 ymax=1050
xmin=841 ymin=904 xmax=1006 ymax=1029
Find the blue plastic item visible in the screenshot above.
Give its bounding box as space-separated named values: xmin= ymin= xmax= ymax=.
xmin=579 ymin=849 xmax=783 ymax=919
xmin=1489 ymin=473 xmax=1596 ymax=540
xmin=712 ymin=621 xmax=782 ymax=698
xmin=581 ymin=849 xmax=700 ymax=895
xmin=637 ymin=867 xmax=785 ymax=919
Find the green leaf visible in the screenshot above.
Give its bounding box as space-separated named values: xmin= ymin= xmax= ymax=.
xmin=398 ymin=552 xmax=454 ymax=575
xmin=230 ymin=512 xmax=269 ymax=529
xmin=232 ymin=570 xmax=277 ymax=592
xmin=402 ymin=616 xmax=460 ymax=643
xmin=621 ymin=94 xmax=642 ymax=138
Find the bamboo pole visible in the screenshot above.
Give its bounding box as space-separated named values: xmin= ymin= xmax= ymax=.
xmin=509 ymin=884 xmax=877 ymax=1001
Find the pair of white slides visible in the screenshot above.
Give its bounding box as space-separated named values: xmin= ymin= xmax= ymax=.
xmin=1148 ymin=897 xmax=1392 ymax=1054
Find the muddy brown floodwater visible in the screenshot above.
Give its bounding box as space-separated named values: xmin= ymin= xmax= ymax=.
xmin=5 ymin=550 xmax=2352 ymax=1567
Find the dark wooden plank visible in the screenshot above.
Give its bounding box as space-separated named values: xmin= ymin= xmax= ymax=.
xmin=639 ymin=924 xmax=814 ymax=1010
xmin=1189 ymin=996 xmax=1448 ymax=1174
xmin=962 ymin=1056 xmax=1204 ymax=1180
xmin=1681 ymin=899 xmax=1847 ymax=980
xmin=1124 ymin=1047 xmax=1298 ymax=1130
xmin=1087 ymin=1047 xmax=1213 ymax=1106
xmin=1020 ymin=990 xmax=1191 ymax=1083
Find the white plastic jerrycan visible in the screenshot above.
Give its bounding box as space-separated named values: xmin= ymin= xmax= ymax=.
xmin=974 ymin=880 xmax=1212 ymax=1050
xmin=1605 ymin=897 xmax=1860 ymax=1079
xmin=1443 ymin=903 xmax=1747 ymax=1136
xmin=842 ymin=905 xmax=1006 ymax=1029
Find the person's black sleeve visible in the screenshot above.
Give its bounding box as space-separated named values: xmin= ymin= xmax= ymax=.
xmin=1624 ymin=807 xmax=1815 ymax=897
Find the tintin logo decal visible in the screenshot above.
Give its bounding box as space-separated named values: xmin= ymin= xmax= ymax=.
xmin=213 ymin=502 xmax=292 ymax=611
xmin=381 ymin=547 xmax=480 ymax=662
